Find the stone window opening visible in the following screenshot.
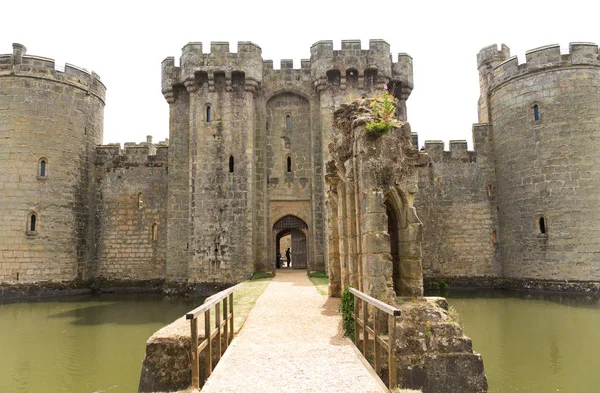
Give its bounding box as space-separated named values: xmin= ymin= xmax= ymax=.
xmin=206 ymin=105 xmax=212 ymax=123
xmin=138 ymin=193 xmax=144 ymax=209
xmin=532 ymin=104 xmax=540 ymax=121
xmin=38 ymin=157 xmax=48 ymax=178
xmin=26 ymin=212 xmax=38 ymax=234
xmin=327 ymin=69 xmax=341 ymax=86
xmin=287 ymin=156 xmax=292 ymax=173
xmin=152 ymin=223 xmax=158 ymax=241
xmin=365 ymin=69 xmax=378 ymax=88
xmin=346 ymin=69 xmax=358 ymax=88
xmin=487 ymin=184 xmax=493 ymax=197
xmin=285 ymin=114 xmax=291 ymax=131
xmin=538 ymin=216 xmax=547 ymax=234
xmin=492 ymin=230 xmax=498 ymax=244
xmin=231 ymin=71 xmax=245 ymax=91
xmin=229 ymin=156 xmax=235 ymax=173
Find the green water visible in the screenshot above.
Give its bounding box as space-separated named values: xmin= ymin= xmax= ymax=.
xmin=447 ymin=290 xmax=600 ymax=393
xmin=0 ymin=294 xmax=205 ymax=393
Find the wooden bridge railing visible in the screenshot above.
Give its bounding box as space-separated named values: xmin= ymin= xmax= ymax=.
xmin=186 ymin=285 xmax=236 ymax=389
xmin=349 ymin=287 xmax=401 ymax=389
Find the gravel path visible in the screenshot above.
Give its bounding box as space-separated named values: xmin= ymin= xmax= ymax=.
xmin=200 ymin=270 xmax=387 ymax=393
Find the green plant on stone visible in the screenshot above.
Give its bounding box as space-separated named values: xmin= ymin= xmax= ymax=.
xmin=365 ymin=90 xmax=402 ymax=137
xmin=425 ymin=320 xmax=432 ymax=340
xmin=339 ymin=287 xmax=355 ymax=341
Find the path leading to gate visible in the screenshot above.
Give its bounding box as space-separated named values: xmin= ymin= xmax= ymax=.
xmin=200 ymin=269 xmax=387 ymax=393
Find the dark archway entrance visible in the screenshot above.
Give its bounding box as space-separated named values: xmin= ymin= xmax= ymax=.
xmin=273 ymin=215 xmax=308 ymax=269
xmin=385 ymin=201 xmax=401 ymax=294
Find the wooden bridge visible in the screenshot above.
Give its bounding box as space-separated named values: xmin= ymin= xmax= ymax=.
xmin=186 ymin=270 xmax=399 ymax=393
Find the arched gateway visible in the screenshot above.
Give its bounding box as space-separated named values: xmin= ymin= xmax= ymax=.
xmin=273 ymin=215 xmax=308 ymax=269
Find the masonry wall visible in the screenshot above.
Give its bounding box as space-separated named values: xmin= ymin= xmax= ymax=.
xmin=95 ymin=145 xmax=168 ymax=280
xmin=0 ymin=46 xmax=105 ymax=283
xmin=414 ymin=139 xmax=499 ymax=278
xmin=488 ymin=45 xmax=600 ymax=281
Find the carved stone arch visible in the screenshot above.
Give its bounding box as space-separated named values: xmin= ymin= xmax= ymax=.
xmin=263 ymin=86 xmax=316 ymax=105
xmin=383 ymin=185 xmax=423 ymax=297
xmin=383 ymin=186 xmax=408 ymax=229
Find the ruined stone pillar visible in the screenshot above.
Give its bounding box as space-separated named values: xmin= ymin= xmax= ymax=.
xmin=326 ymin=177 xmax=341 ymax=297
xmin=344 ymin=160 xmax=359 ymax=289
xmin=337 ymin=182 xmax=350 ymax=289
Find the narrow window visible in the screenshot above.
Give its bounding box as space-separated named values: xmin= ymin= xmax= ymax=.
xmin=533 ymin=104 xmax=540 ymax=121
xmin=539 ymin=216 xmax=547 ymax=234
xmin=40 ymin=160 xmax=46 ymax=177
xmin=30 ymin=214 xmax=37 ymax=232
xmin=207 ymin=106 xmax=211 ymax=123
xmin=285 ymin=115 xmax=291 ymax=131
xmin=152 ymin=223 xmax=158 ymax=241
xmin=287 ymin=156 xmax=292 ymax=172
xmin=229 ymin=156 xmax=235 ymax=173
xmin=487 ymin=184 xmax=493 ymax=197
xmin=492 ymin=230 xmax=497 ymax=244
xmin=138 ymin=193 xmax=144 ymax=209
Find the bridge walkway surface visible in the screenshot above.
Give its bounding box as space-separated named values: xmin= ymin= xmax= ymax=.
xmin=200 ymin=269 xmax=387 ymax=393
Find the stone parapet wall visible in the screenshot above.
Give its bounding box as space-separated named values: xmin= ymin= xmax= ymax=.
xmin=95 ymin=141 xmax=168 ymax=280
xmin=414 ymin=139 xmax=499 ymax=279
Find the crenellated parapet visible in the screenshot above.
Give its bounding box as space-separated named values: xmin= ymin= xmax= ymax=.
xmin=161 ymin=41 xmax=263 ymax=101
xmin=421 ymin=140 xmax=477 ymax=163
xmin=0 ymin=43 xmax=106 ymax=103
xmin=161 ymin=40 xmax=414 ymax=100
xmin=310 ymin=39 xmax=412 ymax=94
xmin=262 ymin=58 xmax=312 ymax=84
xmin=482 ymin=42 xmax=600 ymax=91
xmin=96 ymin=136 xmax=169 ymax=168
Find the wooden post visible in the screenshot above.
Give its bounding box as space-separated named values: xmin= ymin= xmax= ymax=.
xmin=205 ymin=310 xmax=212 ymax=378
xmin=229 ymin=293 xmax=234 ymax=340
xmin=374 ymin=309 xmax=380 ymax=375
xmin=388 ymin=315 xmax=397 ymax=389
xmin=216 ymin=302 xmax=222 ymax=363
xmin=354 ymin=295 xmax=360 ymax=348
xmin=223 ymin=296 xmax=229 ymax=350
xmin=362 ymin=300 xmax=368 ymax=356
xmin=190 ymin=318 xmax=199 ymax=389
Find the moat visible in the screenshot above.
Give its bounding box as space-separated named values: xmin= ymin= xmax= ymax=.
xmin=0 ymin=291 xmax=598 ymax=393
xmin=0 ymin=293 xmax=206 ymax=393
xmin=447 ymin=290 xmax=600 ymax=393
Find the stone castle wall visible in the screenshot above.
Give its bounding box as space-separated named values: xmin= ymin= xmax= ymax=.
xmin=0 ymin=44 xmax=105 ymax=283
xmin=94 ymin=141 xmax=168 ymax=280
xmin=479 ymin=43 xmax=600 ymax=281
xmin=414 ymin=135 xmax=500 ymax=279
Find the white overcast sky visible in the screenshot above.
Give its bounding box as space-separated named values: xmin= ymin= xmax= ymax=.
xmin=2 ymin=0 xmax=599 ymax=149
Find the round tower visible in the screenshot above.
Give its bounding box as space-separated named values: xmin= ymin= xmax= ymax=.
xmin=486 ymin=42 xmax=600 ymax=282
xmin=0 ymin=43 xmax=106 ymax=283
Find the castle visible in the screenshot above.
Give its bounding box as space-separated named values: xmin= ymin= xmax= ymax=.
xmin=1 ymin=40 xmax=599 ymax=291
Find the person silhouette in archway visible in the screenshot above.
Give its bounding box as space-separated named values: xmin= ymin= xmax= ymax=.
xmin=285 ymin=248 xmax=291 ymax=268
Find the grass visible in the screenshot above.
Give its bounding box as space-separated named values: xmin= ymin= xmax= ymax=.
xmin=308 ymin=271 xmax=329 ymax=296
xmin=232 ymin=275 xmax=272 ymax=330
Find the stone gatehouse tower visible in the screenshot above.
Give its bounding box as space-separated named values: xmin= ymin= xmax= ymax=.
xmin=156 ymin=40 xmax=413 ymax=283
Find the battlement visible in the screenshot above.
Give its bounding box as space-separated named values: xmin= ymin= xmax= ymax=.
xmin=0 ymin=43 xmax=106 ymax=103
xmin=162 ymin=41 xmax=263 ymax=99
xmin=421 ymin=140 xmax=477 ymax=163
xmin=161 ymin=39 xmax=413 ymax=100
xmin=477 ymin=44 xmax=510 ymax=69
xmin=96 ymin=136 xmax=169 ymax=167
xmin=487 ymin=42 xmax=600 ymax=89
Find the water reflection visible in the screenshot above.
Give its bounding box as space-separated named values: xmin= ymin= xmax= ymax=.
xmin=0 ymin=293 xmax=205 ymax=393
xmin=444 ymin=289 xmax=600 ymax=393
